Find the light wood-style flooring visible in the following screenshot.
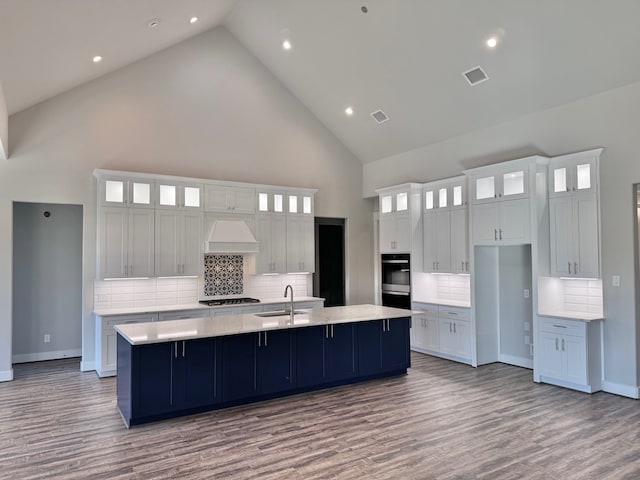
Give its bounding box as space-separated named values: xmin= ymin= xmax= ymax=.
xmin=1 ymin=353 xmax=639 ymax=479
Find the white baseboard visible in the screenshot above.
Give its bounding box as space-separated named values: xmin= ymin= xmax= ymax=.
xmin=12 ymin=349 xmax=82 ymax=364
xmin=0 ymin=369 xmax=13 ymax=382
xmin=602 ymin=380 xmax=640 ymax=399
xmin=80 ymin=360 xmax=96 ymax=372
xmin=499 ymin=354 xmax=533 ymax=369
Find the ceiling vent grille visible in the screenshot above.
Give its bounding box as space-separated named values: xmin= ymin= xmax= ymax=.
xmin=371 ymin=109 xmax=389 ymax=124
xmin=463 ymin=66 xmax=489 ymax=86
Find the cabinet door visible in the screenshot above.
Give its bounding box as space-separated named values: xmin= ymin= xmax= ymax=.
xmin=326 ymin=323 xmax=357 ymax=382
xmin=549 ymin=197 xmax=574 ymax=276
xmin=411 ymin=314 xmax=438 ymax=351
xmin=423 ymin=213 xmax=437 ymax=272
xmin=394 ymin=214 xmax=411 ymax=252
xmin=296 ymin=325 xmax=327 ymax=387
xmin=451 ymin=321 xmax=471 ymax=359
xmin=379 ymin=216 xmax=397 ymax=253
xmin=357 ymin=320 xmax=383 ymax=376
xmin=230 ymin=187 xmax=256 ymax=214
xmin=135 ymin=343 xmax=173 ymax=417
xmin=499 ymin=198 xmax=530 ymax=244
xmin=180 ymin=338 xmax=221 ymax=408
xmin=99 ymin=207 xmax=128 ymax=278
xmin=300 ymin=216 xmax=315 ymax=273
xmin=538 ymin=333 xmax=563 ymax=378
xmin=221 ymin=333 xmax=258 ymax=402
xmin=382 ymin=317 xmax=410 ymax=371
xmin=271 ymin=215 xmax=287 ymax=273
xmin=471 ymin=203 xmax=499 ymax=245
xmin=286 ymin=216 xmax=314 ymax=272
xmin=128 ymin=208 xmax=155 ymax=278
xmin=182 ymin=212 xmax=203 ymax=276
xmin=450 ymin=208 xmax=468 ymax=273
xmin=438 ymin=319 xmax=456 ymax=355
xmin=204 ymin=185 xmax=229 ymax=212
xmin=257 ymin=330 xmax=295 ymax=395
xmin=574 ymin=195 xmax=599 ymax=278
xmin=255 ymin=215 xmax=275 ymax=274
xmin=435 ymin=210 xmax=451 ymax=272
xmin=155 ymin=210 xmax=180 ymax=277
xmin=563 ymin=335 xmax=587 ymax=385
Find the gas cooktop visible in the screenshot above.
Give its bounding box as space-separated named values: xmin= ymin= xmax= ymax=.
xmin=199 ymin=297 xmax=261 ymax=307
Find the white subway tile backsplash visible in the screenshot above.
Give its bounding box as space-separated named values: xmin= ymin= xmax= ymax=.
xmin=538 ymin=277 xmax=603 ymax=316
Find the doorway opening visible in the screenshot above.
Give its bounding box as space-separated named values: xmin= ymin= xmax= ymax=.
xmin=314 ymin=218 xmax=346 ymax=307
xmin=12 ymin=202 xmax=83 ymax=366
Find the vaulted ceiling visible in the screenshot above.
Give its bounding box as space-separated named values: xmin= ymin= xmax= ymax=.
xmin=2 ymin=0 xmax=640 ymax=164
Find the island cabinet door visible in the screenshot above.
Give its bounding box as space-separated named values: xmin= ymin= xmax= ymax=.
xmin=382 ymin=317 xmax=411 ymax=371
xmin=325 ymin=323 xmax=358 ymax=382
xmin=357 ymin=318 xmax=411 ymax=376
xmin=256 ymin=329 xmax=296 ymax=395
xmin=296 ymin=326 xmax=327 ymax=388
xmin=221 ymin=333 xmax=258 ymax=403
xmin=357 ymin=320 xmax=384 ymax=376
xmin=177 ymin=338 xmax=221 ymax=409
xmin=134 ymin=343 xmax=173 ymax=417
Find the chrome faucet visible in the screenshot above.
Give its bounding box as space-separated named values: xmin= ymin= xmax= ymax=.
xmin=284 ymin=284 xmax=294 ymax=320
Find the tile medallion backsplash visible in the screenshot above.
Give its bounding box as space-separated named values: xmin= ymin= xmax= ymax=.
xmin=204 ymin=254 xmax=244 ymax=296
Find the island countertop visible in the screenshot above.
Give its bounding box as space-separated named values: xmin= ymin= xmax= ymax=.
xmin=114 ymin=304 xmax=411 ymax=345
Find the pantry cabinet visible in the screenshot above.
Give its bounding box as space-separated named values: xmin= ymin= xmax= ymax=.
xmin=155 ymin=210 xmax=203 ymax=277
xmin=537 ymin=317 xmax=602 ymax=393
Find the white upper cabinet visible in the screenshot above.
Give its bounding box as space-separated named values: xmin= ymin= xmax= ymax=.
xmin=155 ymin=210 xmax=203 ymax=277
xmin=156 ymin=182 xmax=203 ymax=210
xmin=549 ymin=149 xmax=600 ymax=198
xmin=424 ymin=176 xmax=467 ymax=212
xmin=287 ymin=193 xmax=314 ymax=215
xmin=204 ymin=185 xmax=255 ymax=214
xmin=376 ymin=184 xmax=422 ymax=255
xmin=471 ymin=167 xmax=528 ymax=204
xmin=99 ymin=177 xmax=154 ymax=208
xmin=257 ymin=191 xmax=285 ymax=214
xmin=380 ymin=188 xmax=411 ymax=215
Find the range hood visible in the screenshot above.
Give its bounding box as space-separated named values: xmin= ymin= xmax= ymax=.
xmin=206 ymin=220 xmax=259 ymax=254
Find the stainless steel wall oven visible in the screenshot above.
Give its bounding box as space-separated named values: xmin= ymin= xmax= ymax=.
xmin=381 ymin=253 xmax=411 ymax=309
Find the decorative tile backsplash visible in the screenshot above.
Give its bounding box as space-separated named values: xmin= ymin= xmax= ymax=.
xmin=204 ymin=254 xmax=243 ymax=296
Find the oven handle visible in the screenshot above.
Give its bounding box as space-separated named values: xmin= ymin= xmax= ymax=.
xmin=382 ymin=260 xmax=410 ymax=264
xmin=382 ymin=291 xmax=410 ymax=296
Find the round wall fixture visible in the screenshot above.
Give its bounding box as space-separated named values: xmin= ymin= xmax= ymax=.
xmin=361 ymin=6 xmax=368 ymax=13
xmin=43 ymin=211 xmax=51 ymax=218
xmin=148 ymin=18 xmax=160 ymax=28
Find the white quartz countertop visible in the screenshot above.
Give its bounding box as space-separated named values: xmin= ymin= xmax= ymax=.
xmin=94 ymin=296 xmax=324 ymax=316
xmin=115 ymin=304 xmax=412 ymax=345
xmin=412 ymin=299 xmax=471 ymax=309
xmin=539 ymin=311 xmax=605 ymax=322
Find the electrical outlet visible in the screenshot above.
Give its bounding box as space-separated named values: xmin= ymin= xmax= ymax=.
xmin=612 ymin=275 xmax=621 ymax=287
xmin=524 ymin=322 xmax=530 ymax=332
xmin=44 ymin=334 xmax=51 ymax=343
xmin=523 ymin=289 xmax=530 ymax=299
xmin=524 ymin=335 xmax=531 ymax=345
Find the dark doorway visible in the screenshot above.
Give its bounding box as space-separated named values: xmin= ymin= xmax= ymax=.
xmin=314 ymin=218 xmax=346 ymax=307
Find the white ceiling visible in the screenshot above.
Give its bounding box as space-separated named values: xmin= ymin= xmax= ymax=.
xmin=2 ymin=0 xmax=640 ymax=164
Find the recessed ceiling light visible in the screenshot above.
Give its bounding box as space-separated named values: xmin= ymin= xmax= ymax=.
xmin=92 ymin=55 xmax=102 ymax=63
xmin=282 ymin=40 xmax=292 ymax=51
xmin=345 ymin=107 xmax=354 ymax=116
xmin=148 ymin=18 xmax=160 ymax=28
xmin=190 ymin=16 xmax=198 ymax=24
xmin=486 ymin=37 xmax=497 ymax=48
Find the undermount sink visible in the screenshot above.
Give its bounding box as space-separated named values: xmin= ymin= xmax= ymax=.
xmin=255 ymin=310 xmax=305 ymax=318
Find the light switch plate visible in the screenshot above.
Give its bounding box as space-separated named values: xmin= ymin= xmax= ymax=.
xmin=612 ymin=275 xmax=621 ymax=287
xmin=523 ymin=289 xmax=530 ymax=298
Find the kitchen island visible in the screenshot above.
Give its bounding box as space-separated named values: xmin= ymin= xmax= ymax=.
xmin=115 ymin=305 xmax=411 ymax=427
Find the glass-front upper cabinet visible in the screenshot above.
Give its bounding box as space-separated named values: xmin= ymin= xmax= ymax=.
xmin=423 ymin=176 xmax=467 ymax=211
xmin=156 ymin=182 xmax=203 ymax=209
xmin=380 ymin=188 xmax=411 ymax=215
xmin=100 ymin=177 xmax=154 ymax=208
xmin=257 ymin=191 xmax=285 ymax=214
xmin=549 ymin=151 xmax=599 ymax=198
xmin=287 ymin=193 xmax=314 ymax=215
xmin=471 ymin=167 xmax=528 ymax=204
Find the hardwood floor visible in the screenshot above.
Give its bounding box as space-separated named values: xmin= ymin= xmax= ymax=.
xmin=1 ymin=353 xmax=639 ymax=479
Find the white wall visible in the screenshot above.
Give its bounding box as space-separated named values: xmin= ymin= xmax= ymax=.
xmin=0 ymin=26 xmax=373 ymax=380
xmin=0 ymin=81 xmax=7 ymax=160
xmin=364 ymin=81 xmax=640 ymax=394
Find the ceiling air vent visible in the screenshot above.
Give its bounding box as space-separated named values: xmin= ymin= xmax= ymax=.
xmin=371 ymin=109 xmax=389 ymax=124
xmin=463 ymin=66 xmax=489 ymax=86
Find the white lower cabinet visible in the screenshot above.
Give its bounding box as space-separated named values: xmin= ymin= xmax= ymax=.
xmin=537 ymin=317 xmax=602 ymax=393
xmin=96 ymin=313 xmax=158 ymax=377
xmin=411 ymin=303 xmax=471 ymax=363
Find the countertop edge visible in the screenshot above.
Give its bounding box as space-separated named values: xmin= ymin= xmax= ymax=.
xmin=538 ymin=312 xmax=605 ymax=322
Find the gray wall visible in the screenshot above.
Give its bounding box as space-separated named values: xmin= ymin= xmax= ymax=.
xmin=363 ymin=81 xmax=640 ymax=394
xmin=12 ymin=202 xmax=82 ymax=361
xmin=0 ymin=26 xmax=372 ymax=379
xmin=0 ymin=81 xmax=7 ymax=160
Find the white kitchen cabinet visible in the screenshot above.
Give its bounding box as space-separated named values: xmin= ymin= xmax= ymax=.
xmin=471 ymin=198 xmax=530 ymax=246
xmin=98 ymin=176 xmax=154 ymax=208
xmin=155 ymin=210 xmax=203 ymax=277
xmin=156 ymin=182 xmax=203 ymax=210
xmin=255 ymin=214 xmax=288 ymax=274
xmin=411 ymin=306 xmax=439 ymax=352
xmin=380 ymin=214 xmax=411 ymax=253
xmin=549 ymin=149 xmax=600 ymax=198
xmin=377 ymin=184 xmax=422 ymax=258
xmin=257 ymin=190 xmax=286 ymax=214
xmin=98 ymin=207 xmax=154 ymax=279
xmin=204 ymin=185 xmax=255 ymax=214
xmin=95 ymin=312 xmax=158 ymax=377
xmin=286 ymin=216 xmax=315 ymax=273
xmin=450 ymin=208 xmax=469 ymax=273
xmin=424 ymin=176 xmax=467 ymax=212
xmin=423 ymin=211 xmax=451 ymax=272
xmin=158 ymin=309 xmax=210 ymax=321
xmin=537 ymin=317 xmax=602 ymax=393
xmin=470 ymin=166 xmax=529 ymax=204
xmin=549 ymin=194 xmax=599 ymax=277
xmin=411 ymin=303 xmax=471 ymax=363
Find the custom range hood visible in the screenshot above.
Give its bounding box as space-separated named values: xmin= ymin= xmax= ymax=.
xmin=206 ymin=220 xmax=259 ymax=254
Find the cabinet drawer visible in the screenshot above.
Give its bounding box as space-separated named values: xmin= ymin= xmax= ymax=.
xmin=104 ymin=313 xmax=158 ymax=330
xmin=438 ymin=306 xmax=470 ymax=321
xmin=158 ymin=309 xmax=210 ymax=321
xmin=412 ymin=303 xmax=439 ymax=317
xmin=540 ymin=318 xmax=585 ymax=337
